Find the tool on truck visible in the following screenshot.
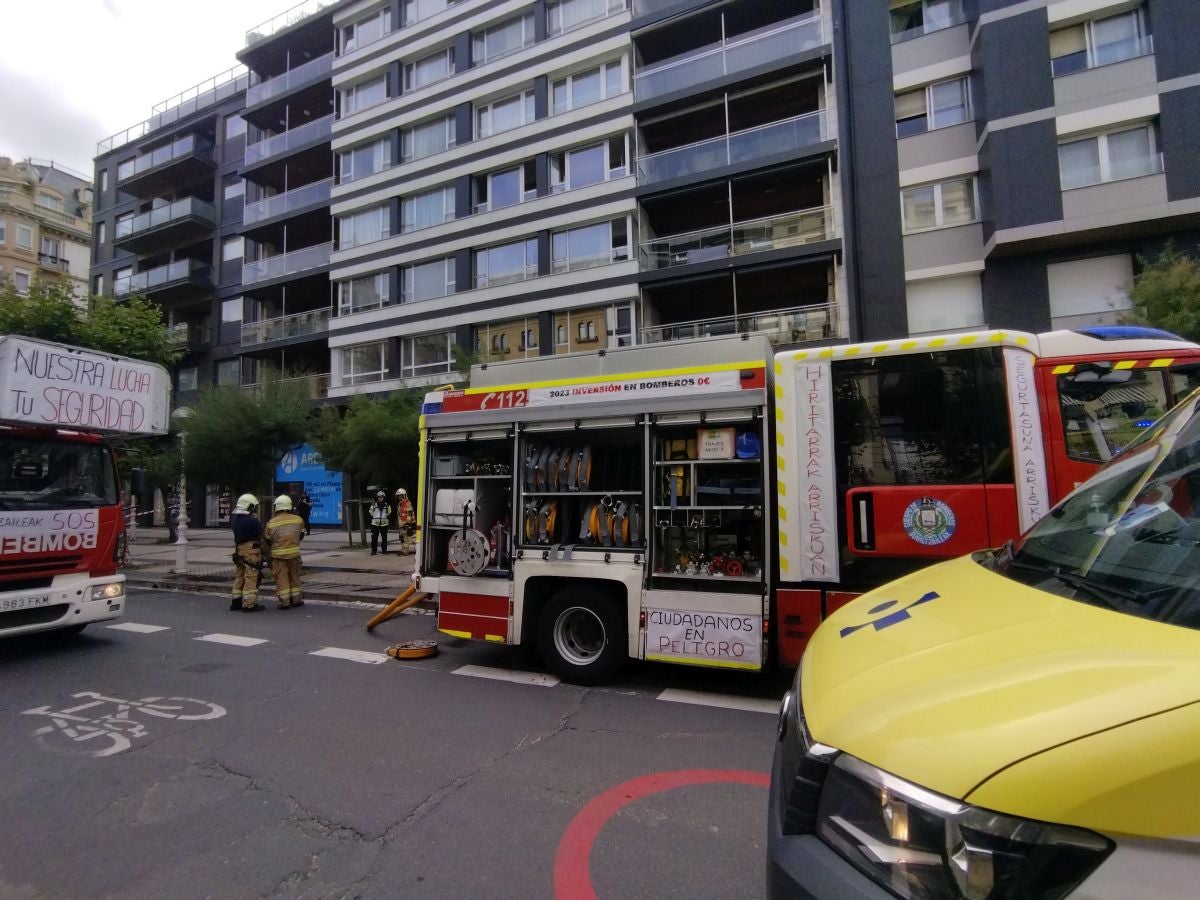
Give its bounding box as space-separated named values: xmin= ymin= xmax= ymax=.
xmin=413 ymin=326 xmax=1200 ymax=683
xmin=0 ymin=335 xmax=170 ymax=638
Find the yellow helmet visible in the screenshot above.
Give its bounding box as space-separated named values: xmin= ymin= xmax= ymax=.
xmin=235 ymin=493 xmax=259 ymax=513
xmin=273 ymin=494 xmax=294 ymax=511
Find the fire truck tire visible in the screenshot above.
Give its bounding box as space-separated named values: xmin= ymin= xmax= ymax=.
xmin=538 ymin=590 xmax=625 ymax=685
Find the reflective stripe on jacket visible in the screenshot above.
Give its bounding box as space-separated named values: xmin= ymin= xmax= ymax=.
xmin=370 ymin=502 xmax=391 ymax=527
xmin=265 ymin=512 xmax=305 ymax=559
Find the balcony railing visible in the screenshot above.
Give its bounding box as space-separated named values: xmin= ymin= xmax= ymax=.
xmin=637 ymin=110 xmax=827 ymax=184
xmin=113 ymin=259 xmax=211 ymax=298
xmin=247 ymin=0 xmax=338 ymax=45
xmin=639 ymin=206 xmax=833 ymax=270
xmin=635 ymin=14 xmax=823 ymax=102
xmin=246 ymin=52 xmax=334 ymax=106
xmin=0 ymin=188 xmax=87 ymax=235
xmin=114 ymin=197 xmax=215 ymax=241
xmin=242 ymin=242 xmax=332 ymax=285
xmin=116 ymin=135 xmax=214 ymax=183
xmin=167 ymin=322 xmax=212 ymax=350
xmin=890 ymin=3 xmax=967 ymax=43
xmin=631 ymin=0 xmax=690 ymax=17
xmin=244 ymin=178 xmax=332 ymax=225
xmin=244 ymin=115 xmax=334 ymax=166
xmin=36 ymin=252 xmax=70 ymax=273
xmin=641 ymin=302 xmax=838 ymax=345
xmin=98 ymin=66 xmax=248 ymax=154
xmin=240 ymin=308 xmax=331 ymax=346
xmin=1051 ymin=34 xmax=1154 ymax=77
xmin=474 ymin=263 xmax=539 ymax=289
xmin=242 ymin=373 xmax=330 ymax=399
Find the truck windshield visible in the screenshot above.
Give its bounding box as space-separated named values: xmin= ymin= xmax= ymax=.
xmin=996 ymin=392 xmax=1200 ymax=629
xmin=0 ymin=437 xmax=119 ymax=509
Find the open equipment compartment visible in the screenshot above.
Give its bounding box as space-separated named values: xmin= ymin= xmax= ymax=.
xmin=424 ymin=430 xmax=514 ymax=577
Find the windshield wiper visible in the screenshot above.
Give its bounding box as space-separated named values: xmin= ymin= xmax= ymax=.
xmin=1004 ymin=560 xmax=1143 ymax=611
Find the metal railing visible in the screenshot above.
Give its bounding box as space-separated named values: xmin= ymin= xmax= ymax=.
xmin=641 ymin=302 xmax=838 ymax=345
xmin=113 ymin=259 xmax=211 ymax=298
xmin=474 ymin=263 xmax=539 ymax=289
xmin=246 ymin=0 xmax=339 ymax=46
xmin=547 ymin=0 xmax=628 ymax=37
xmin=637 ymin=109 xmax=827 ymax=183
xmin=244 ymin=178 xmax=332 ymax=225
xmin=638 ymin=206 xmax=833 ymax=270
xmin=240 ymin=307 xmax=331 ymax=346
xmin=890 ymin=2 xmax=966 ymax=43
xmin=116 ymin=135 xmax=214 ymax=183
xmin=114 ymin=197 xmax=215 ymax=241
xmin=37 ymin=252 xmax=70 ymax=273
xmin=246 ymin=52 xmax=334 ymax=106
xmin=166 ymin=322 xmax=212 ymax=350
xmin=244 ymin=115 xmax=334 ymax=166
xmin=241 ymin=373 xmax=331 ymax=399
xmin=242 ymin=242 xmax=332 ymax=285
xmin=635 ymin=14 xmax=823 ymax=102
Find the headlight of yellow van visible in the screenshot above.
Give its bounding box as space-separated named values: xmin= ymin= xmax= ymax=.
xmin=816 ymin=754 xmax=1113 ymax=900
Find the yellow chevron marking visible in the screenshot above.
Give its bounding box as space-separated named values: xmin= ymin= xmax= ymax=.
xmin=1115 ymin=360 xmax=1137 ymax=370
xmin=1052 ymin=365 xmax=1075 ymax=374
xmin=1150 ymin=358 xmax=1174 ymax=368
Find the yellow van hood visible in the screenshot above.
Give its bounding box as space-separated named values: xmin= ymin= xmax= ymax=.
xmin=802 ymin=555 xmax=1200 ymax=800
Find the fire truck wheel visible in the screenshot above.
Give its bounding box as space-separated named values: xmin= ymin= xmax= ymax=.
xmin=538 ymin=590 xmax=625 ymax=685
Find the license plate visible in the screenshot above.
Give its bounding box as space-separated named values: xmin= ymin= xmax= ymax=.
xmin=0 ymin=593 xmax=51 ymax=613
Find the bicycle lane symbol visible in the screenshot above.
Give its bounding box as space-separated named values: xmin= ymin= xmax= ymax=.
xmin=22 ymin=692 xmax=227 ymax=758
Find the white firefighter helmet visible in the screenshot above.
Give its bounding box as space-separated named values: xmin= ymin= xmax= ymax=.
xmin=376 ymin=490 xmax=386 ymax=499
xmin=274 ymin=494 xmax=294 ymax=512
xmin=395 ymin=487 xmax=407 ymax=498
xmin=234 ymin=493 xmax=259 ymax=513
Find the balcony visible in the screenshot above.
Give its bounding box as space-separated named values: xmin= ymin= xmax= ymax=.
xmin=243 ymin=178 xmax=332 ymax=226
xmin=112 ymin=197 xmax=216 ymax=255
xmin=242 ymin=242 xmax=332 ymax=285
xmin=244 ymin=115 xmax=334 ymax=166
xmin=246 ymin=0 xmax=337 ymax=46
xmin=635 ymin=15 xmax=824 ymax=103
xmin=240 ymin=308 xmax=331 ymax=346
xmin=637 ymin=110 xmax=828 ymax=185
xmin=113 ymin=259 xmax=212 ymax=300
xmin=639 ymin=206 xmax=833 ymax=270
xmin=632 ymin=0 xmax=693 ymax=18
xmin=36 ymin=252 xmax=70 ymax=273
xmin=641 ymin=302 xmax=837 ymax=344
xmin=890 ymin=2 xmax=966 ymax=44
xmin=116 ymin=135 xmax=216 ymax=197
xmin=167 ymin=322 xmax=212 ymax=351
xmin=245 ymin=52 xmax=334 ymax=107
xmin=241 ymin=373 xmax=330 ymax=399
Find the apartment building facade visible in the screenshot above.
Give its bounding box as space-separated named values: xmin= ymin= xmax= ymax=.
xmin=0 ymin=157 xmax=93 ymax=301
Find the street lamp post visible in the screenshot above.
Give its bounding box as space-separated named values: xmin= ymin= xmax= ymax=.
xmin=172 ymin=407 xmax=192 ymax=574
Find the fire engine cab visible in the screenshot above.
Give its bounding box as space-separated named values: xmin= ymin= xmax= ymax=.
xmin=416 ymin=326 xmax=1200 ymax=683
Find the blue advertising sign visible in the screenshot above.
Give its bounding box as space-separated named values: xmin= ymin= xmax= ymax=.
xmin=275 ymin=444 xmax=343 ymax=525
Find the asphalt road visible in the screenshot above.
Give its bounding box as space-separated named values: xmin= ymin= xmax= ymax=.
xmin=0 ymin=588 xmax=791 ymax=900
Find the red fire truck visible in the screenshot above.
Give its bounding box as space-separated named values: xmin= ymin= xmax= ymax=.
xmin=0 ymin=335 xmax=170 ymax=638
xmin=415 ymin=326 xmax=1200 ymax=683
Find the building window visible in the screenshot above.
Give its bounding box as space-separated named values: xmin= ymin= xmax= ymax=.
xmin=552 ymin=60 xmax=624 ymax=115
xmin=473 ymin=162 xmax=536 ymax=213
xmin=404 ymin=47 xmax=454 ymax=91
xmin=402 ymin=185 xmax=455 ymax=232
xmin=223 ymin=175 xmax=245 ymax=202
xmin=402 ymin=332 xmax=456 ymax=378
xmin=895 ymin=76 xmax=970 ymax=138
xmin=474 ymin=238 xmax=538 ymax=288
xmin=551 ymin=219 xmax=628 ymax=273
xmin=491 ymin=333 xmax=508 ymax=352
xmin=338 ymin=137 xmax=392 ymax=183
xmin=1050 ymin=8 xmax=1151 ymax=77
xmin=99 ymin=170 xmax=109 ymax=193
xmin=96 ymin=221 xmax=106 ymax=247
xmin=93 ymin=274 xmax=103 ymax=295
xmin=340 ymin=75 xmax=388 ymax=117
xmin=342 ymin=342 xmax=388 ymax=385
xmin=401 ymin=116 xmax=457 ymax=162
xmin=0 ymin=219 xmax=5 ymax=244
xmin=1058 ymin=124 xmax=1159 ymax=190
xmin=216 ymin=359 xmax=241 ymax=386
xmin=13 ymin=269 xmax=31 ymax=295
xmin=221 ymin=298 xmax=243 ymax=322
xmin=178 ymin=367 xmax=199 ymax=392
xmin=340 ymin=5 xmax=391 ymax=54
xmin=338 ymin=272 xmax=391 ymax=314
xmin=16 ymin=224 xmax=33 ymax=251
xmin=222 ymin=236 xmax=244 ymax=262
xmin=901 ymin=176 xmax=978 ymax=232
xmin=36 ymin=194 xmax=64 ymax=213
xmin=523 ymin=328 xmax=538 ymax=350
xmin=472 ymin=13 xmax=535 ymax=65
xmin=550 ymin=136 xmax=627 ymax=192
xmin=40 ymin=237 xmax=62 ymax=259
xmin=556 ymin=324 xmax=568 ymax=346
xmin=547 ymin=0 xmax=626 ymax=36
xmin=476 ymin=90 xmax=536 ymax=139
xmin=554 ymin=306 xmax=607 ymax=351
xmin=225 ymin=115 xmax=246 ymax=140
xmin=889 ymin=0 xmax=962 ymax=42
xmin=338 ymin=205 xmax=390 ymax=249
xmin=402 ymin=257 xmax=456 ymax=303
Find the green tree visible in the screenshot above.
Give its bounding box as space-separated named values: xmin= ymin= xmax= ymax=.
xmin=1127 ymin=243 xmax=1200 ymax=341
xmin=180 ymin=376 xmax=312 ymax=495
xmin=311 ymin=391 xmax=421 ymax=494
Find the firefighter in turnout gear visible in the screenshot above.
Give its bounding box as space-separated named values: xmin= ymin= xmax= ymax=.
xmin=369 ymin=490 xmax=392 ymax=556
xmin=395 ymin=487 xmax=415 ymax=550
xmin=264 ymin=494 xmax=305 ymax=608
xmin=230 ymin=494 xmax=264 ymax=612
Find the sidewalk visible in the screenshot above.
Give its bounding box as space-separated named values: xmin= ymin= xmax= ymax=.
xmin=122 ymin=525 xmax=427 ymax=608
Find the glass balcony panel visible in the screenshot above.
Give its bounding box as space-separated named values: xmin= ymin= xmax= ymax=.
xmin=246 ymin=0 xmax=338 ymax=45
xmin=240 ymin=308 xmax=331 ymax=346
xmin=246 ymin=52 xmax=334 ymax=106
xmin=114 ymin=197 xmax=216 ymax=240
xmin=640 ymin=302 xmax=837 ymax=344
xmin=242 ymin=373 xmax=331 ymax=399
xmin=117 ymin=135 xmax=215 ymax=182
xmin=638 ymin=207 xmax=831 ymax=271
xmin=114 ymin=259 xmax=211 ymax=298
xmin=245 ymin=115 xmax=334 ymax=165
xmin=244 ymin=178 xmax=333 ymax=225
xmin=242 ymin=242 xmax=333 ymax=285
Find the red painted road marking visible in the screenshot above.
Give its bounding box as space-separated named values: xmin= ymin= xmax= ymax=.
xmin=553 ymin=769 xmax=770 ymax=900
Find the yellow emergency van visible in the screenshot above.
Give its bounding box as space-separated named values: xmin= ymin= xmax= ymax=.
xmin=769 ymin=390 xmax=1200 ymax=899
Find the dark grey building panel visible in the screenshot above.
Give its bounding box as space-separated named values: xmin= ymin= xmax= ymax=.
xmin=1160 ymin=86 xmax=1200 ymax=202
xmin=1149 ymin=0 xmax=1200 ymax=80
xmin=981 ymin=256 xmax=1052 ymax=331
xmin=979 ymin=120 xmax=1062 ymax=234
xmin=970 ymin=7 xmax=1053 ymax=122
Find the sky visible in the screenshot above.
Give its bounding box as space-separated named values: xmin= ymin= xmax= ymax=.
xmin=0 ymin=0 xmax=299 ymax=178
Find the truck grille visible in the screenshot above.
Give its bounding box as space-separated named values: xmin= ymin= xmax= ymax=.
xmin=0 ymin=604 xmax=70 ymax=628
xmin=0 ymin=556 xmax=84 ymax=581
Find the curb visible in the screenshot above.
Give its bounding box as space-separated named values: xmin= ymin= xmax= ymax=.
xmin=124 ymin=573 xmax=437 ymax=612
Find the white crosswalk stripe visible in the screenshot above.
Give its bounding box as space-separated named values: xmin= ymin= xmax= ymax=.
xmin=657 ymin=688 xmax=779 ymax=715
xmin=196 ymin=633 xmax=268 ymax=647
xmin=452 ymin=665 xmax=560 ymax=686
xmin=107 ymin=622 xmax=170 ymax=633
xmin=310 ymin=647 xmax=389 ymax=665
